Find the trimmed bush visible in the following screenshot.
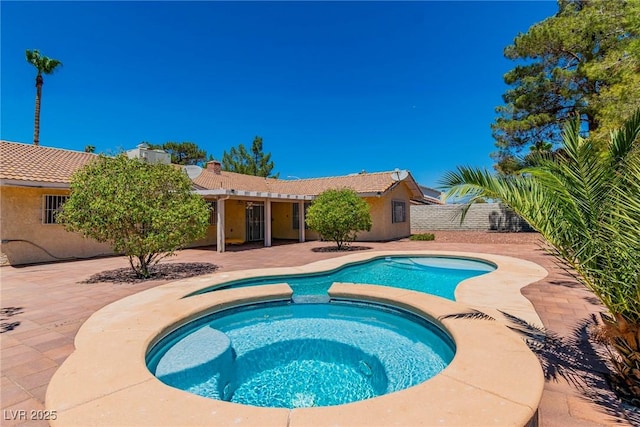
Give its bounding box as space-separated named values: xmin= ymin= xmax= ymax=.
xmin=410 ymin=233 xmax=435 ymax=241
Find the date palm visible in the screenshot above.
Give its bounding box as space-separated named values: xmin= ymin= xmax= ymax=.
xmin=441 ymin=109 xmax=640 ymax=404
xmin=26 ymin=49 xmax=62 ymax=146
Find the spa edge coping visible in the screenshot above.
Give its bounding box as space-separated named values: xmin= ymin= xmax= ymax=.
xmin=45 ymin=250 xmax=548 ymax=427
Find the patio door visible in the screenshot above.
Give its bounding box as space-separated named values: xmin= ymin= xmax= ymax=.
xmin=246 ymin=203 xmax=264 ymax=242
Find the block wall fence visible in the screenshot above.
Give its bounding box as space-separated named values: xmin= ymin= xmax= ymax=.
xmin=410 ymin=203 xmax=533 ymax=232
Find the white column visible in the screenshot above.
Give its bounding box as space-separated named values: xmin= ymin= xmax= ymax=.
xmin=217 ymin=198 xmax=226 ymax=253
xmin=264 ymin=199 xmax=272 ymax=247
xmin=298 ymin=200 xmax=306 ymax=242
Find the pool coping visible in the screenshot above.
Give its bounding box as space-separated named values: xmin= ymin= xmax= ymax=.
xmin=45 ymin=250 xmax=548 ymax=426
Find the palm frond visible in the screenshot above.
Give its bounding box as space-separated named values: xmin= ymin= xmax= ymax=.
xmin=442 ymin=108 xmax=640 ymax=321
xmin=609 ymin=108 xmax=640 ymax=164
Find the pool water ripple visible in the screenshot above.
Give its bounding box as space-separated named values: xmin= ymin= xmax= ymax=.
xmin=149 ymin=256 xmax=494 ymax=409
xmin=149 ymin=302 xmax=455 ymax=408
xmin=204 ymin=256 xmax=495 ymax=299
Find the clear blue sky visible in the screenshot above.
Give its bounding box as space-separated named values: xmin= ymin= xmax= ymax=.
xmin=1 ymin=1 xmax=557 ymax=188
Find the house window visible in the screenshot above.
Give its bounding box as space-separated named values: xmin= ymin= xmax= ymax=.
xmin=43 ymin=195 xmax=69 ymax=224
xmin=207 ymin=200 xmax=217 ymax=225
xmin=292 ymin=202 xmax=311 ymax=229
xmin=392 ymin=200 xmax=406 ymax=223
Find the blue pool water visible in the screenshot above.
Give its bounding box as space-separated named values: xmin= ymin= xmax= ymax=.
xmin=147 ymin=301 xmax=455 ymax=408
xmin=190 ymin=256 xmax=495 ymax=300
xmin=148 ymin=256 xmax=494 ymax=408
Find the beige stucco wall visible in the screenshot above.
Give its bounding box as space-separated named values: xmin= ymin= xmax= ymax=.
xmin=356 ymin=183 xmax=412 ymax=241
xmin=190 ymin=224 xmax=217 ymax=246
xmin=0 ymin=182 xmax=413 ymax=264
xmin=270 ymin=183 xmax=413 ymax=243
xmin=271 ymin=202 xmax=297 ymax=239
xmin=0 ymin=186 xmax=113 ymax=265
xmin=189 ymin=199 xmax=217 ymax=247
xmin=190 ymin=198 xmax=247 ymax=245
xmin=225 ymin=200 xmax=246 ymax=242
xmin=271 ymin=202 xmax=319 ymax=241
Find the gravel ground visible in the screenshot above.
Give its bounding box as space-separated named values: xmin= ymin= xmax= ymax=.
xmin=414 ymin=230 xmax=544 ymax=245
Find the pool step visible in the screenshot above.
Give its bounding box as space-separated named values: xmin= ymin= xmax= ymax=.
xmin=292 ymin=294 xmax=331 ymax=304
xmin=154 ymin=327 xmax=233 ymax=394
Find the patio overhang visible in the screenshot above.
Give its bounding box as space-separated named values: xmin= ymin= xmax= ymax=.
xmin=194 ymin=190 xmax=313 ymax=253
xmin=194 ymin=189 xmax=314 ymax=201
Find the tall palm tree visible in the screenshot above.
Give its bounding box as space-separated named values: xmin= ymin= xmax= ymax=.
xmin=441 ymin=109 xmax=640 ymax=404
xmin=25 ymin=49 xmax=62 ymax=146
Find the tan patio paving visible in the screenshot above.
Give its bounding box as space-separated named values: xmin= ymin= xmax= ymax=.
xmin=1 ymin=232 xmax=637 ymax=426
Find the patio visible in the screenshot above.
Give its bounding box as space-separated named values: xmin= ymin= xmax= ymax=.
xmin=1 ymin=232 xmax=637 ymax=426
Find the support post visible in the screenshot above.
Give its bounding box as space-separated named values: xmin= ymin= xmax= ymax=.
xmin=217 ymin=198 xmax=226 ymax=253
xmin=298 ymin=200 xmax=306 ymax=242
xmin=264 ymin=199 xmax=272 ymax=247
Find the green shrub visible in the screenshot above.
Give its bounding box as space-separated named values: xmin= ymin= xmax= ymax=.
xmin=306 ymin=188 xmax=372 ymax=250
xmin=410 ymin=233 xmax=435 ymax=241
xmin=59 ymin=154 xmax=209 ymax=277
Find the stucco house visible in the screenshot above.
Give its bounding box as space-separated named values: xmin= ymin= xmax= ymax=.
xmin=1 ymin=141 xmax=435 ymax=265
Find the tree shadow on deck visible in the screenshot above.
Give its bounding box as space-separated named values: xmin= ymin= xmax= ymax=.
xmin=311 ymin=245 xmax=373 ymax=253
xmin=0 ymin=306 xmax=23 ymax=333
xmin=440 ymin=310 xmax=640 ymax=425
xmin=80 ymin=262 xmax=219 ymax=284
xmin=195 ymin=239 xmax=306 ymax=253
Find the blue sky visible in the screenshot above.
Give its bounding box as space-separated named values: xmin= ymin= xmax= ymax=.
xmin=1 ymin=1 xmax=557 ymax=188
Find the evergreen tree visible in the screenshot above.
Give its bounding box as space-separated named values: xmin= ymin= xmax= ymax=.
xmin=222 ymin=136 xmax=278 ymax=177
xmin=492 ymin=0 xmax=640 ymax=173
xmin=147 ymin=141 xmax=207 ymax=165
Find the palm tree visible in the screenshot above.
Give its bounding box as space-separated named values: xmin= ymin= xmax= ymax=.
xmin=441 ymin=109 xmax=640 ymax=404
xmin=25 ymin=49 xmax=62 ymax=146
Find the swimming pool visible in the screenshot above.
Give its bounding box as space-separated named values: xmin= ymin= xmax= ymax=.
xmin=149 ymin=256 xmax=491 ymax=408
xmin=189 ymin=255 xmax=495 ymax=299
xmin=147 ymin=301 xmax=455 ymax=408
xmin=47 ymin=250 xmax=546 ymax=427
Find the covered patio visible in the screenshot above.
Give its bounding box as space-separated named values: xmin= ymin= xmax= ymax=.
xmin=196 ymin=190 xmax=313 ymax=253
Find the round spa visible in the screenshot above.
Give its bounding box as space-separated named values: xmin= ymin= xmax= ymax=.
xmin=147 ymin=300 xmax=455 ymax=409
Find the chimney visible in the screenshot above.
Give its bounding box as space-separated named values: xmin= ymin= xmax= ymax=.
xmin=206 ymin=160 xmax=222 ymax=175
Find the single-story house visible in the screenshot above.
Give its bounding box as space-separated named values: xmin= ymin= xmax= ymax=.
xmin=0 ymin=141 xmax=439 ymax=265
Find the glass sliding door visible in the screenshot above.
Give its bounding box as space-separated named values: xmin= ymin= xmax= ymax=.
xmin=246 ymin=203 xmax=265 ymax=242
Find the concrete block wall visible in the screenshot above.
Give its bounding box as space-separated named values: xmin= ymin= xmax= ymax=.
xmin=410 ymin=203 xmax=533 ymax=232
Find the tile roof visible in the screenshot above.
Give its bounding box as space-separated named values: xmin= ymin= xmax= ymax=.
xmin=194 ymin=166 xmax=421 ymax=197
xmin=0 ymin=141 xmax=423 ymax=199
xmin=192 ymin=169 xmax=276 ymax=193
xmin=1 ymin=140 xmax=97 ymax=184
xmin=269 ymin=172 xmax=401 ymax=195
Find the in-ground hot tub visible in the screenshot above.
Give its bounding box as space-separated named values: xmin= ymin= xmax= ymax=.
xmin=147 ymin=300 xmax=455 ymax=408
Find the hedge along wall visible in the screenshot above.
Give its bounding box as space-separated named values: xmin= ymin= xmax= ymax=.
xmin=410 ymin=203 xmax=534 ymax=232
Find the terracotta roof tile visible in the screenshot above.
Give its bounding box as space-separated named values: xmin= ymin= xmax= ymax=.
xmin=193 ymin=169 xmax=275 ymax=192
xmin=1 ymin=141 xmax=96 ymax=184
xmin=1 ymin=141 xmax=423 ymax=199
xmin=268 ymin=172 xmax=397 ymax=195
xmin=194 ymin=167 xmax=418 ymax=197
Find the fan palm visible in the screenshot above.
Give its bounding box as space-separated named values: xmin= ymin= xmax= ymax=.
xmin=441 ymin=109 xmax=640 ymax=404
xmin=26 ymin=49 xmax=62 ymax=146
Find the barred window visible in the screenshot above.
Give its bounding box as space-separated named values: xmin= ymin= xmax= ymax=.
xmin=392 ymin=200 xmax=406 ymax=223
xmin=292 ymin=202 xmax=311 ymax=229
xmin=208 ymin=200 xmax=217 ymax=225
xmin=43 ymin=195 xmax=69 ymax=224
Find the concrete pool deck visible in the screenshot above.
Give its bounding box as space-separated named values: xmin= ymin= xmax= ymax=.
xmin=1 ymin=234 xmax=638 ymax=426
